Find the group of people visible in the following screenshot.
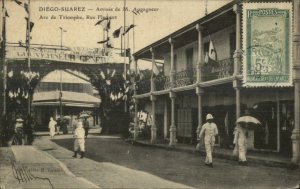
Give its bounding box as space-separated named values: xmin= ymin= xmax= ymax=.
xmin=197 ymin=114 xmax=249 ymax=168
xmin=48 ymin=116 xmax=90 ymax=159
xmin=48 ymin=116 xmax=90 ymax=138
xmin=8 ymin=116 xmax=35 ymax=145
xmin=48 ymin=117 xmax=68 ymax=137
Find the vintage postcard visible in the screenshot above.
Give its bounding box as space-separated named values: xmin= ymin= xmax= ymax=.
xmin=0 ymin=0 xmax=299 ymax=189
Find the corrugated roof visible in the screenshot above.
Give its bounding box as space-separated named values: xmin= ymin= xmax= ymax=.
xmin=33 ymin=91 xmax=101 ymax=104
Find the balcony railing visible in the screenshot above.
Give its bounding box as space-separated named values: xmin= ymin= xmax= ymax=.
xmin=136 ymin=79 xmax=151 ymax=94
xmin=174 ymin=68 xmax=196 ymax=88
xmin=135 ymin=58 xmax=234 ymax=95
xmin=201 ymin=58 xmax=234 ymax=81
xmin=154 ymin=75 xmax=170 ymax=91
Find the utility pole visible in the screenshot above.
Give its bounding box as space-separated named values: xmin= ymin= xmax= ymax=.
xmin=59 ymin=70 xmax=63 ymax=119
xmin=132 ymin=12 xmax=135 ymax=54
xmin=2 ymin=0 xmax=7 ymax=116
xmin=59 ymin=27 xmax=67 ymax=50
xmin=205 ymin=0 xmax=208 ymax=16
xmin=123 ymin=0 xmax=127 ymax=112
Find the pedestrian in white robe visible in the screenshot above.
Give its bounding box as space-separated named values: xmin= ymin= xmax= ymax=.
xmin=199 ymin=114 xmax=218 ymax=167
xmin=233 ymin=124 xmax=248 ymax=165
xmin=48 ymin=117 xmax=57 ymax=138
xmin=72 ymin=121 xmax=85 ymax=158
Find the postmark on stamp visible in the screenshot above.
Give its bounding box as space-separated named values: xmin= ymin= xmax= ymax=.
xmin=242 ymin=3 xmax=293 ymax=87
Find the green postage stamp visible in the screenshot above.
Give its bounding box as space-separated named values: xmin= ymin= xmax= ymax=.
xmin=242 ymin=3 xmax=293 ymax=87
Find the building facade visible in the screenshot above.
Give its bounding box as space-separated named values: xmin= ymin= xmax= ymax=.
xmin=133 ymin=0 xmax=300 ymax=164
xmin=32 ymin=70 xmax=100 ymax=130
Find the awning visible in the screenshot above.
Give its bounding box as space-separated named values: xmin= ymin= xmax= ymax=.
xmin=32 ymin=91 xmax=101 ymax=108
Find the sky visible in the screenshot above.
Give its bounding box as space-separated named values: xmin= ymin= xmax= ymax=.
xmin=2 ymin=0 xmax=232 ymax=69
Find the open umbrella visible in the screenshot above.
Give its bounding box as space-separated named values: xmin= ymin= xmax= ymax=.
xmin=236 ymin=116 xmax=261 ymax=129
xmin=63 ymin=115 xmax=71 ymax=120
xmin=79 ymin=113 xmax=90 ymax=118
xmin=16 ymin=118 xmax=24 ymax=122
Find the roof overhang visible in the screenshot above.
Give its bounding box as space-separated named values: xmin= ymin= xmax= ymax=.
xmin=32 ymin=101 xmax=98 ymax=108
xmin=32 ymin=91 xmax=101 ymax=107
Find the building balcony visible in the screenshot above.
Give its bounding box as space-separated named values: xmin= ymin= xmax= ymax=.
xmin=154 ymin=75 xmax=170 ymax=91
xmin=136 ymin=79 xmax=151 ymax=94
xmin=201 ymin=58 xmax=234 ymax=81
xmin=136 ymin=58 xmax=234 ymax=95
xmin=174 ymin=68 xmax=197 ymax=88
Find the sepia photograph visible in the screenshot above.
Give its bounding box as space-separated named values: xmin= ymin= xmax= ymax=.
xmin=0 ymin=0 xmax=299 ymax=188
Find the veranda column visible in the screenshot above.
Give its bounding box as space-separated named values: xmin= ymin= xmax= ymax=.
xmin=149 ymin=47 xmax=157 ymax=143
xmin=163 ymin=99 xmax=168 ymax=139
xmin=196 ymin=24 xmax=204 ymax=128
xmin=196 ymin=87 xmax=204 ymax=129
xmin=291 ymin=0 xmax=300 ymax=165
xmin=233 ymin=4 xmax=242 ymax=119
xmin=169 ymin=92 xmax=177 ymax=146
xmin=169 ymin=37 xmax=177 ymax=146
xmin=150 ymin=47 xmax=155 ymax=92
xmin=150 ymin=95 xmax=157 ymax=143
xmin=169 ymin=38 xmax=175 ymax=88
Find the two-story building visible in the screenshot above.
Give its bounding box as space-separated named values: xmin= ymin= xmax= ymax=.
xmin=132 ymin=0 xmax=300 ymax=165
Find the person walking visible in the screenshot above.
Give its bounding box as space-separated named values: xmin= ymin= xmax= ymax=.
xmin=83 ymin=117 xmax=89 ymax=138
xmin=48 ymin=117 xmax=57 ymax=139
xmin=72 ymin=121 xmax=85 ymax=158
xmin=233 ymin=124 xmax=248 ymax=165
xmin=199 ymin=114 xmax=218 ymax=167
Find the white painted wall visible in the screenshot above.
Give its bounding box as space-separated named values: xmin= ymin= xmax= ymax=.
xmin=163 ymin=25 xmax=235 ymax=75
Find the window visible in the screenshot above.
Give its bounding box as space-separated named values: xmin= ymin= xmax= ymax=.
xmin=230 ymin=32 xmax=236 ymax=58
xmin=79 ymin=84 xmax=83 ymax=92
xmin=48 ymin=82 xmax=56 ymax=91
xmin=62 ymin=83 xmax=67 ymax=91
xmin=204 ymin=42 xmax=209 ymax=55
xmin=186 ymin=48 xmax=194 ymax=70
xmin=174 ymin=54 xmax=177 ymax=72
xmin=74 ymin=84 xmax=79 ymax=92
xmin=67 ymin=83 xmax=72 ymax=91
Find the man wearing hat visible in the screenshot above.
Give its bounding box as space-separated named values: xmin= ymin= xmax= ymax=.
xmin=199 ymin=114 xmax=218 ymax=167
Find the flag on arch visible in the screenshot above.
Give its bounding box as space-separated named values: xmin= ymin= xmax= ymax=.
xmin=122 ymin=24 xmax=135 ymax=35
xmin=5 ymin=9 xmax=9 ymax=17
xmin=25 ymin=17 xmax=34 ymax=32
xmin=95 ymin=17 xmax=110 ymax=31
xmin=14 ymin=0 xmax=29 ymax=13
xmin=95 ymin=18 xmax=108 ymax=26
xmin=97 ymin=38 xmax=110 ymax=44
xmin=106 ymin=38 xmax=113 ymax=48
xmin=14 ymin=0 xmax=23 ymax=5
xmin=113 ymin=27 xmax=122 ymax=38
xmin=101 ymin=19 xmax=111 ymax=31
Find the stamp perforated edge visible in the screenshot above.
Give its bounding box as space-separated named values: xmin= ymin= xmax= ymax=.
xmin=241 ymin=2 xmax=293 ymax=88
